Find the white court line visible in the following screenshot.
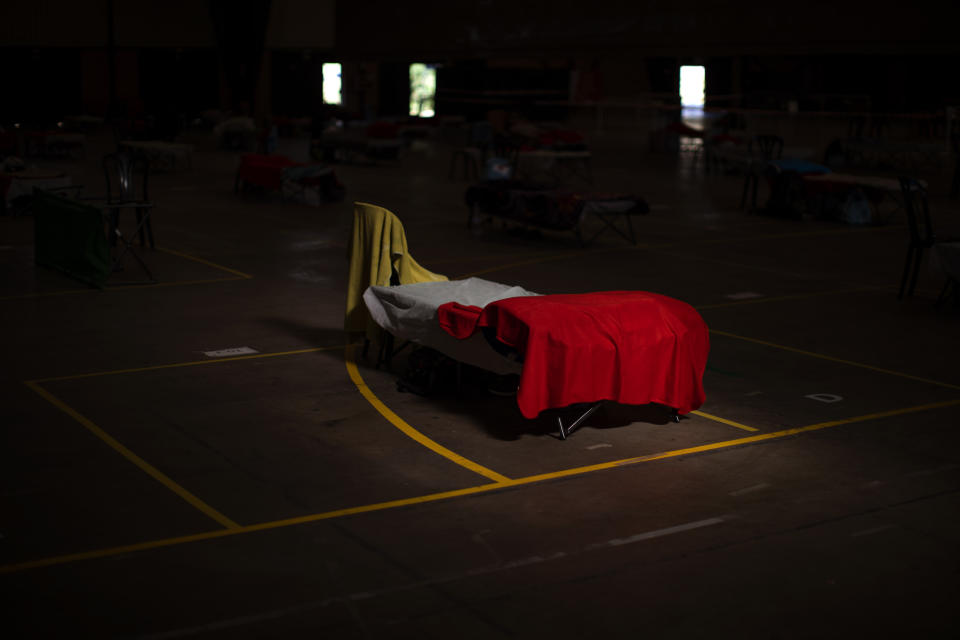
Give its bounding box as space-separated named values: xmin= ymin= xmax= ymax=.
xmin=202 ymin=347 xmax=259 ymax=358
xmin=729 ymin=483 xmax=770 ymax=497
xmin=135 ymin=516 xmax=726 ymax=639
xmin=850 ymin=525 xmax=896 ymax=538
xmin=586 ymin=517 xmax=727 ymax=549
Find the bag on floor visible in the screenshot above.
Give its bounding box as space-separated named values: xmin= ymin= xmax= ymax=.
xmin=839 ymin=189 xmax=873 ymax=225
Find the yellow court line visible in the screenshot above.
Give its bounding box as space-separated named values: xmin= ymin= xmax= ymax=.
xmin=0 ymin=242 xmax=253 ymax=302
xmin=0 ymin=483 xmax=503 ymax=575
xmin=115 ymin=276 xmax=249 ymax=290
xmin=344 ymin=344 xmax=511 ymax=483
xmin=690 ymin=410 xmax=758 ymax=432
xmin=31 ymin=344 xmax=349 ymax=384
xmin=24 ymin=381 xmax=240 ymax=530
xmin=5 ymin=397 xmax=958 ymax=575
xmin=157 ymin=247 xmax=253 ymax=279
xmin=516 ymin=398 xmax=960 ymax=483
xmin=711 ymin=329 xmax=960 ymax=392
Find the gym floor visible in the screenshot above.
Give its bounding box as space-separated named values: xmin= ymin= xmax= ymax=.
xmin=2 ymin=127 xmax=959 ymax=638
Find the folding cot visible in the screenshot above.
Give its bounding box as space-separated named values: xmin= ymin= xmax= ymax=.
xmin=465 ymin=179 xmax=649 ymax=247
xmin=347 ymin=203 xmax=710 ymax=439
xmin=235 ymin=154 xmax=344 ymax=204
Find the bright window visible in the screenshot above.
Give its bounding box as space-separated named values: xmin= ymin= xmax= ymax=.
xmin=679 ymin=65 xmax=705 ymax=108
xmin=409 ymin=63 xmax=436 ymax=118
xmin=322 ymin=63 xmax=342 ymax=105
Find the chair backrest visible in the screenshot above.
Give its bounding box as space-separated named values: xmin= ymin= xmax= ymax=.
xmin=899 ymin=176 xmax=935 ymax=246
xmin=344 ymin=202 xmax=447 ymax=335
xmin=469 ymin=121 xmax=494 ymax=150
xmin=847 ymin=116 xmax=866 ymax=139
xmin=753 ymin=134 xmax=783 ymax=161
xmin=103 ymin=152 xmax=149 ymax=203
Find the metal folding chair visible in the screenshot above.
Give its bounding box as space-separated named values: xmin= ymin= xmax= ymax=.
xmin=101 ymin=152 xmax=156 ymax=283
xmin=897 ymin=176 xmax=958 ymax=302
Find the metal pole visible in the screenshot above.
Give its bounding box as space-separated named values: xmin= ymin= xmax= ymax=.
xmin=106 ymin=0 xmax=117 ymax=118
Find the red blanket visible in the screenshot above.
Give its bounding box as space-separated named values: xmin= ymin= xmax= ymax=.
xmin=236 ymin=154 xmax=299 ymax=190
xmin=438 ymin=292 xmax=709 ymax=418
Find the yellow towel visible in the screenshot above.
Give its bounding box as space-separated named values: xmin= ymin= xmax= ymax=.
xmin=345 ymin=202 xmax=447 ymax=338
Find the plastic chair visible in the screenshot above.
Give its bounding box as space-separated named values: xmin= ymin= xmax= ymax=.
xmin=897 ymin=177 xmax=957 ymax=302
xmin=741 ymin=134 xmax=783 ymax=211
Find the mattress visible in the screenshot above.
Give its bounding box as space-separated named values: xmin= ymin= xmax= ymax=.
xmin=363 ymin=277 xmax=539 ymax=374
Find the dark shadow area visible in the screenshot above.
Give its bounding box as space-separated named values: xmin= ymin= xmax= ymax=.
xmin=368 ymin=345 xmax=682 ymax=441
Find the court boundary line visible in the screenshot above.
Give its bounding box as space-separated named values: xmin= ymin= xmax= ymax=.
xmin=690 ymin=410 xmax=758 ymax=432
xmin=710 ymin=330 xmax=960 ymax=392
xmin=21 ymin=345 xmax=349 ymax=532
xmin=10 ymin=316 xmax=960 ymax=575
xmin=24 ymin=381 xmax=240 ymax=530
xmin=21 ymin=315 xmax=959 ymax=548
xmin=156 ymin=248 xmax=253 ymax=279
xmin=0 ymin=247 xmax=252 ymax=301
xmin=4 ymin=397 xmax=958 ymax=575
xmin=31 ymin=344 xmax=349 ymax=384
xmin=344 ymin=345 xmax=510 ymax=482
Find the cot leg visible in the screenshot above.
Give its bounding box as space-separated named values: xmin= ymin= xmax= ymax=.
xmin=377 ymin=333 xmax=394 ymax=369
xmin=898 ymin=245 xmax=915 ymax=299
xmin=935 ymin=279 xmax=957 ymax=310
xmin=573 ymin=225 xmax=585 ymax=248
xmin=908 ymin=246 xmax=924 ymax=297
xmin=557 ymin=402 xmax=602 ymax=440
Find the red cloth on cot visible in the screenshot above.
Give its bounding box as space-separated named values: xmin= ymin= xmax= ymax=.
xmin=437 ymin=292 xmax=710 ymax=419
xmin=236 ymin=154 xmax=299 ymax=190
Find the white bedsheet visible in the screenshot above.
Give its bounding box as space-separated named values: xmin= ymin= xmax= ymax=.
xmin=363 ymin=277 xmax=539 ymax=374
